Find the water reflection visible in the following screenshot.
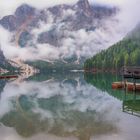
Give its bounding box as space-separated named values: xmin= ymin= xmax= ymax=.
xmin=123 ymin=91 xmax=140 ymax=117
xmin=0 ymin=73 xmax=139 ymax=140
xmin=85 ymin=73 xmax=140 ymax=116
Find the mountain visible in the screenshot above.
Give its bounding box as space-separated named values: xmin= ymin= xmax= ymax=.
xmin=0 ymin=0 xmax=117 ymax=32
xmin=84 ymin=23 xmax=140 ymax=71
xmin=0 ymin=0 xmax=119 ymax=64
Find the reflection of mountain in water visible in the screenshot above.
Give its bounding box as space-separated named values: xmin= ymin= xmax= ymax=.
xmin=0 ymin=73 xmax=120 ymax=139
xmin=1 ymin=95 xmax=117 ymax=139
xmin=28 ymin=72 xmax=84 ymax=82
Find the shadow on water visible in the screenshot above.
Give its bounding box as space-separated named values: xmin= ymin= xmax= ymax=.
xmin=84 ymin=73 xmax=140 ymax=117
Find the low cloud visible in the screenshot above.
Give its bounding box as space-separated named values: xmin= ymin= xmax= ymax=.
xmin=0 ymin=8 xmax=122 ymax=61
xmin=92 ymin=0 xmax=140 ymax=31
xmin=0 ymin=0 xmax=140 ymax=62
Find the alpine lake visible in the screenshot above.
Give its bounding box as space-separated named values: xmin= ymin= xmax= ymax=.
xmin=0 ymin=72 xmax=140 ymax=140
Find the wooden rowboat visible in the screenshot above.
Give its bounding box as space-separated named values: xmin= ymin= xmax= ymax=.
xmin=112 ymin=82 xmax=124 ymax=89
xmin=0 ymin=75 xmax=18 ymax=79
xmin=127 ymin=83 xmax=140 ymax=91
xmin=112 ymin=82 xmax=140 ymax=92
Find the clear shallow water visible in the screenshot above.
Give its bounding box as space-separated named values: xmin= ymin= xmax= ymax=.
xmin=0 ymin=73 xmax=140 ymax=140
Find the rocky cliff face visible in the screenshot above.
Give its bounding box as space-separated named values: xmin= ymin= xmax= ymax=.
xmin=0 ymin=4 xmax=35 ymax=31
xmin=0 ymin=0 xmax=119 ymax=63
xmin=0 ymin=0 xmax=117 ymax=31
xmin=76 ymin=0 xmax=92 ymax=16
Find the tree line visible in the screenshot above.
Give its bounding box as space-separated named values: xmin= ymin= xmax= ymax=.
xmin=84 ymin=25 xmax=140 ymax=71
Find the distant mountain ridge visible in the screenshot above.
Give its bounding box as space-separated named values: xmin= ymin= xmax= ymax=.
xmin=0 ymin=0 xmax=119 ymax=64
xmin=0 ymin=0 xmax=117 ymax=32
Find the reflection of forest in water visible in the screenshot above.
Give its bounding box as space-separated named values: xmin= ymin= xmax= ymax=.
xmin=0 ymin=79 xmax=7 ymax=97
xmin=84 ymin=73 xmax=140 ymax=117
xmin=0 ymin=73 xmax=120 ymax=140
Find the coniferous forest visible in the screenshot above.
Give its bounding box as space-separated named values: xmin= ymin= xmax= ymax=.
xmin=84 ymin=24 xmax=140 ymax=71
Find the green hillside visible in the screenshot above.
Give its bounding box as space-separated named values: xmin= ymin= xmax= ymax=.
xmin=84 ymin=24 xmax=140 ymax=71
xmin=0 ymin=49 xmax=15 ymax=72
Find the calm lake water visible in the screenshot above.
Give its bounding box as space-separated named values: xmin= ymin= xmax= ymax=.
xmin=0 ymin=72 xmax=140 ymax=140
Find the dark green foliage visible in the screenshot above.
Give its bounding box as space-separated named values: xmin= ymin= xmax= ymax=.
xmin=84 ymin=24 xmax=140 ymax=70
xmin=0 ymin=49 xmax=16 ymax=72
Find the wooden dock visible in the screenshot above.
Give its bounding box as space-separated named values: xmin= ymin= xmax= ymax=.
xmin=121 ymin=66 xmax=140 ymax=79
xmin=112 ymin=66 xmax=140 ymax=92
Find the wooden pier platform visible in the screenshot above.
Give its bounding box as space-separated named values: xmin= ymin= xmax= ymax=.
xmin=112 ymin=67 xmax=140 ymax=92
xmin=121 ymin=66 xmax=140 ymax=79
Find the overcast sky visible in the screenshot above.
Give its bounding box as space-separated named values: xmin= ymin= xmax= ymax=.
xmin=0 ymin=0 xmax=79 ymax=17
xmin=0 ymin=0 xmax=139 ymax=42
xmin=0 ymin=0 xmax=136 ymax=16
xmin=0 ymin=0 xmax=139 ymax=27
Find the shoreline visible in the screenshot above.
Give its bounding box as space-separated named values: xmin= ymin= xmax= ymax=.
xmin=84 ymin=68 xmax=120 ymax=74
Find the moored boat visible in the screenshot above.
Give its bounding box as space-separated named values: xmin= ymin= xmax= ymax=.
xmin=0 ymin=75 xmax=18 ymax=79
xmin=112 ymin=81 xmax=140 ymax=92
xmin=112 ymin=82 xmax=124 ymax=89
